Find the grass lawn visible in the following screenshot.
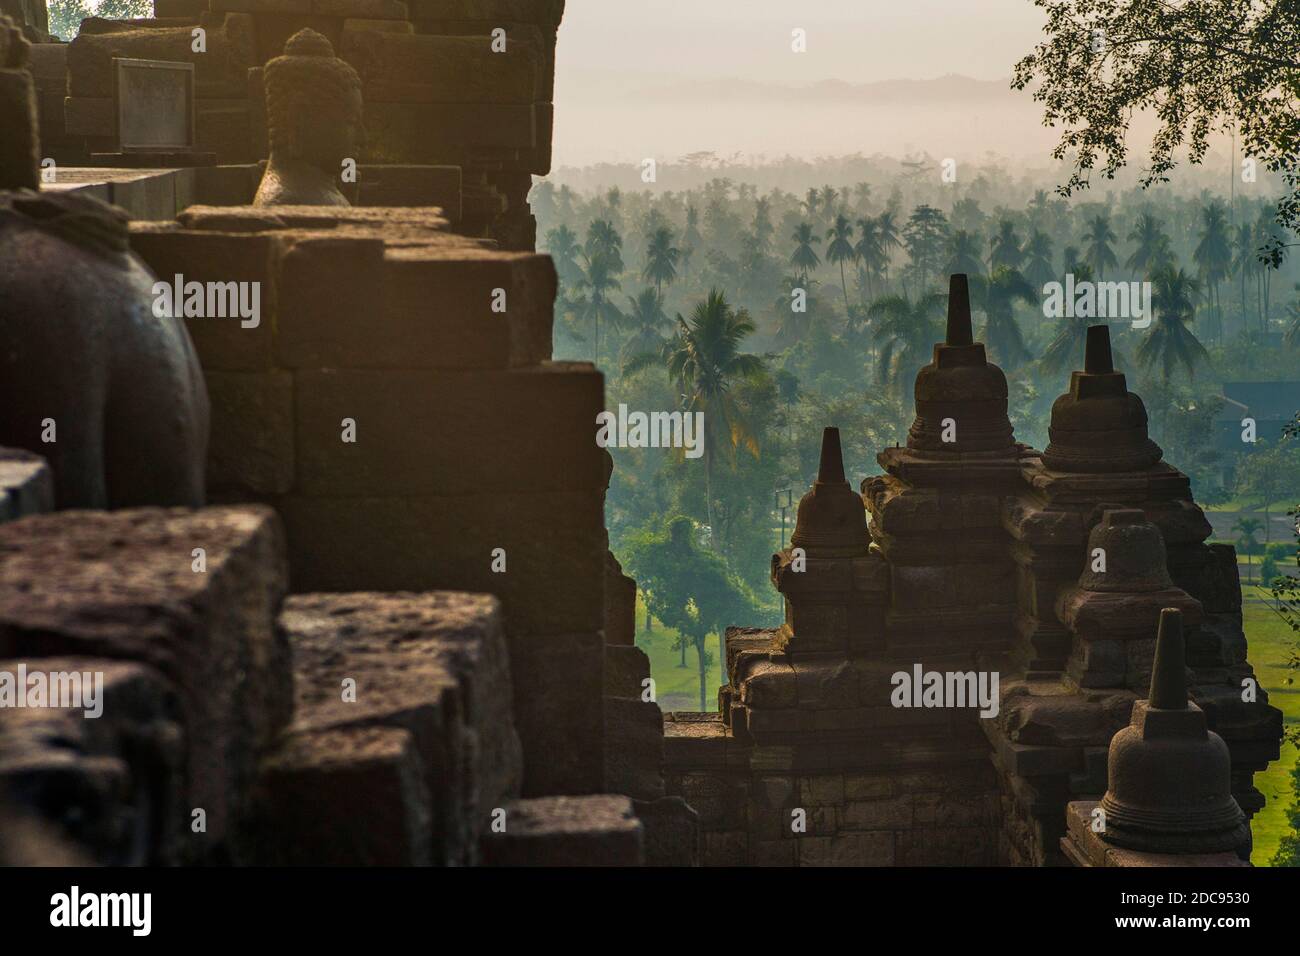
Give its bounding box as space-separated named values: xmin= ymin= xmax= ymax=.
xmin=634 ymin=594 xmax=725 ymax=713
xmin=1241 ymin=594 xmax=1299 ymax=866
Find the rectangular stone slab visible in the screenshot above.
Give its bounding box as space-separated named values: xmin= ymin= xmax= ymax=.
xmin=278 ymin=591 xmax=521 ymax=865
xmin=0 ymin=506 xmax=289 ymax=861
xmin=255 ymin=725 xmax=432 ymax=865
xmin=292 ymin=364 xmax=604 ymax=496
xmin=480 ymin=795 xmax=642 ymax=866
xmin=0 ymin=656 xmax=185 ymax=865
xmin=340 ymin=32 xmax=539 ymax=104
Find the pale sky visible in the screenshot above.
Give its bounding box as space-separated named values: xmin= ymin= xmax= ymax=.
xmin=553 ymin=0 xmax=1053 ymax=167
xmin=557 ymin=0 xmax=1044 ymax=85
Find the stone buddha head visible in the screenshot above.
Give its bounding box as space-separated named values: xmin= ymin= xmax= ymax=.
xmin=254 ymin=29 xmax=364 ymax=207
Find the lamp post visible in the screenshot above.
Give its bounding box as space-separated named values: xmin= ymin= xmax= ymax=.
xmin=775 ymin=487 xmax=793 ymax=549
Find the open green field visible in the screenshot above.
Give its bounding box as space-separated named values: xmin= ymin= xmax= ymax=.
xmin=634 ymin=595 xmax=725 ymax=713
xmin=1241 ymin=594 xmax=1299 ymax=866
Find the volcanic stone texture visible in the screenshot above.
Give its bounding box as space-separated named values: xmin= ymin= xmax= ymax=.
xmin=127 ymin=206 xmax=607 ymax=799
xmin=0 ymin=656 xmax=185 ymax=864
xmin=266 ymin=591 xmax=521 ymax=865
xmin=66 ymin=13 xmax=256 ymax=98
xmin=0 ymin=506 xmax=290 ymax=862
xmin=480 ymin=794 xmax=643 ymax=866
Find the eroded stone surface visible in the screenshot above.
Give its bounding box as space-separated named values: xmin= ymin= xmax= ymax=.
xmin=278 ymin=590 xmax=521 ymax=865
xmin=0 ymin=505 xmax=289 ymax=859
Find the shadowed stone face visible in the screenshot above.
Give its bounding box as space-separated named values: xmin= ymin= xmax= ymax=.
xmin=255 ymin=29 xmax=364 ymax=207
xmin=0 ymin=27 xmax=209 ymax=508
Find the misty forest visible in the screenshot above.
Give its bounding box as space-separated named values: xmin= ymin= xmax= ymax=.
xmin=532 ymin=0 xmax=1300 ymax=864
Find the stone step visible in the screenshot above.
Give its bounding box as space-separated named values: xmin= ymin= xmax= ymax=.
xmin=127 ymin=215 xmax=556 ymax=372
xmin=604 ymin=696 xmax=664 ymax=802
xmin=0 ymin=656 xmax=185 ymax=865
xmin=254 ymin=725 xmax=432 ymax=865
xmin=480 ymin=795 xmax=643 ymax=866
xmin=0 ymin=506 xmax=289 ymax=861
xmin=274 ymin=591 xmax=521 ymax=865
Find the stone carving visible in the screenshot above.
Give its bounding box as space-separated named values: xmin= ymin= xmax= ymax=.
xmin=1042 ymin=324 xmax=1162 ymax=473
xmin=1097 ymin=607 xmax=1251 ymax=856
xmin=908 ymin=273 xmax=1017 ymax=457
xmin=254 ymin=29 xmax=364 ymax=208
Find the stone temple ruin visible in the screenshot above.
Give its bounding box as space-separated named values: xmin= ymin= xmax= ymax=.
xmin=0 ymin=4 xmax=1284 ymax=867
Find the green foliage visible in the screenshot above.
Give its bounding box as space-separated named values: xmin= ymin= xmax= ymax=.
xmin=622 ymin=517 xmax=762 ymax=710
xmin=1274 ymin=749 xmax=1300 ymax=866
xmin=48 ymin=0 xmax=152 ymax=39
xmin=1015 ymin=0 xmax=1300 ymax=268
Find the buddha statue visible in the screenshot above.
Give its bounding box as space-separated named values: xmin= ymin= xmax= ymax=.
xmin=254 ymin=29 xmax=364 ymax=207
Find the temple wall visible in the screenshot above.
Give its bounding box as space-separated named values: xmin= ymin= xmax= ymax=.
xmin=27 ymin=0 xmax=560 ymax=247
xmin=125 ymin=204 xmax=609 ymax=799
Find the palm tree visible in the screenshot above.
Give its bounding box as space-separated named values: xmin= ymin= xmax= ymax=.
xmin=970 ymin=267 xmax=1035 ymax=368
xmin=620 ymin=288 xmax=670 ymax=371
xmin=825 ymin=214 xmax=858 ymax=313
xmin=819 ymin=185 xmax=838 ymax=223
xmin=1125 ymin=212 xmax=1172 ymax=275
xmin=660 ymin=290 xmax=766 ymax=545
xmin=988 ymin=219 xmax=1024 ymax=272
xmin=544 ymin=224 xmax=581 ymax=286
xmin=575 ymin=250 xmax=623 ymax=366
xmin=1233 ymin=517 xmax=1264 ymax=584
xmin=1193 ymin=201 xmax=1232 ymax=341
xmin=868 ymin=292 xmax=945 ymax=415
xmin=1040 ymin=264 xmax=1096 ymax=373
xmin=790 ymin=222 xmax=822 ymax=283
xmin=585 ymin=219 xmax=624 ymax=274
xmin=944 ymin=230 xmax=985 ymax=277
xmin=1231 ymin=221 xmax=1258 ymax=334
xmin=682 ymin=205 xmax=703 ymax=279
xmin=752 ymin=197 xmax=774 ymax=257
xmin=854 ymin=217 xmax=883 ymax=299
xmin=801 ymin=188 xmax=819 ymax=220
xmin=642 ymin=225 xmax=680 ymax=297
xmin=874 ymin=210 xmax=902 ymax=291
xmin=1022 ymin=229 xmax=1055 ymax=290
xmin=1136 ymin=265 xmax=1210 ymax=381
xmin=1083 ymin=213 xmax=1119 ymax=279
xmin=774 ymin=274 xmax=819 ymax=346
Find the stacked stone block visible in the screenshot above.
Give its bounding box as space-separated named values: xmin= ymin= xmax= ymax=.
xmin=33 ymin=0 xmax=562 ymax=247
xmin=663 ymin=289 xmax=1281 ymax=868
xmin=663 ymin=423 xmax=1004 ymax=866
xmin=126 ymin=202 xmax=609 ymax=801
xmin=986 ymin=326 xmax=1281 ymax=865
xmin=0 ymin=505 xmax=290 ymax=863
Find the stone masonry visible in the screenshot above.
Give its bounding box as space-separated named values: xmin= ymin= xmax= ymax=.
xmin=27 ymin=0 xmax=560 ymax=246
xmin=665 ymin=278 xmax=1282 ymax=866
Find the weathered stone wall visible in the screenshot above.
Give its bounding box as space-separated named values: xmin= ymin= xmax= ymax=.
xmin=125 ymin=203 xmax=609 ymax=800
xmin=30 ymin=0 xmax=560 ymax=247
